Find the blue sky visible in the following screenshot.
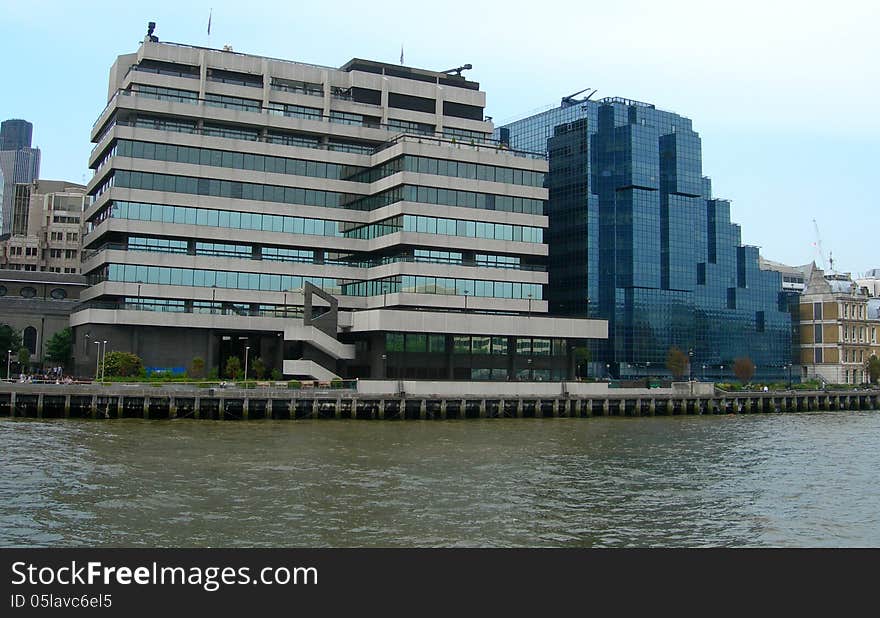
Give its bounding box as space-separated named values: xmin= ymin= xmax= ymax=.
xmin=2 ymin=0 xmax=877 ymax=274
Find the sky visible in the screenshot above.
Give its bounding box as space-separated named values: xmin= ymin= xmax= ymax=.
xmin=2 ymin=0 xmax=877 ymax=274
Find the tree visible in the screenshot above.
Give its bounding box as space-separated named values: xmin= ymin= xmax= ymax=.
xmin=573 ymin=346 xmax=591 ymax=379
xmin=225 ymin=356 xmax=242 ymax=380
xmin=733 ymin=357 xmax=755 ymax=384
xmin=188 ymin=356 xmax=206 ymax=379
xmin=45 ymin=327 xmax=73 ymax=370
xmin=17 ymin=347 xmax=30 ymax=369
xmin=665 ymin=346 xmax=688 ymax=380
xmin=0 ymin=325 xmax=21 ymax=365
xmin=102 ymin=351 xmax=144 ymax=377
xmin=252 ymin=357 xmax=266 ymax=380
xmin=867 ymin=355 xmax=880 ymax=384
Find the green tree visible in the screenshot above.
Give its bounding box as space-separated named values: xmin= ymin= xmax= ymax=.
xmin=573 ymin=346 xmax=591 ymax=379
xmin=867 ymin=355 xmax=880 ymax=384
xmin=45 ymin=327 xmax=73 ymax=370
xmin=17 ymin=347 xmax=30 ymax=369
xmin=102 ymin=351 xmax=144 ymax=377
xmin=225 ymin=356 xmax=242 ymax=380
xmin=0 ymin=325 xmax=21 ymax=370
xmin=188 ymin=356 xmax=206 ymax=379
xmin=252 ymin=357 xmax=266 ymax=379
xmin=665 ymin=346 xmax=688 ymax=380
xmin=733 ymin=357 xmax=755 ymax=384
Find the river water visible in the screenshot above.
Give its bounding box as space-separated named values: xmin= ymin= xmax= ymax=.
xmin=1 ymin=412 xmax=878 ymax=547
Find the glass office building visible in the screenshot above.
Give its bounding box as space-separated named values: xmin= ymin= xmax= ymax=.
xmin=499 ymin=97 xmax=792 ymax=381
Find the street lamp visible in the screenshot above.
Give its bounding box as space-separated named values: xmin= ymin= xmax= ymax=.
xmin=463 ymin=289 xmax=470 ymax=311
xmin=702 ymin=364 xmax=707 ymax=381
xmin=688 ymin=348 xmax=694 ymax=382
xmin=527 ymin=293 xmax=532 ymax=318
xmin=381 ymin=353 xmax=387 ymax=379
xmin=6 ymin=349 xmax=11 ymax=381
xmin=606 ymin=363 xmax=611 ymax=379
xmin=94 ymin=341 xmax=101 ymax=381
xmin=244 ymin=345 xmax=250 ymax=385
xmin=527 ymin=357 xmax=533 ymax=381
xmin=101 ymin=340 xmax=108 ymax=383
xmin=787 ymin=363 xmax=792 ymax=390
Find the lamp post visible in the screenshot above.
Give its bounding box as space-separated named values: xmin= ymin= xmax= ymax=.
xmin=383 ymin=282 xmax=389 ymax=308
xmin=244 ymin=345 xmax=250 ymax=385
xmin=6 ymin=349 xmax=11 ymax=381
xmin=464 ymin=289 xmax=470 ymax=311
xmin=702 ymin=364 xmax=707 ymax=382
xmin=688 ymin=348 xmax=694 ymax=382
xmin=95 ymin=341 xmax=101 ymax=381
xmin=527 ymin=357 xmax=533 ymax=381
xmin=212 ymin=286 xmax=218 ymax=314
xmin=606 ymin=363 xmax=611 ymax=379
xmin=720 ymin=364 xmax=725 ymax=382
xmin=137 ymin=280 xmax=143 ymax=303
xmin=527 ymin=293 xmax=532 ymax=318
xmin=101 ymin=340 xmax=108 ymax=384
xmin=381 ymin=353 xmax=387 ymax=379
xmin=787 ymin=363 xmax=792 ymax=390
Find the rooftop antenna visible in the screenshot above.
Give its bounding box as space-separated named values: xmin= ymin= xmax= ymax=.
xmin=443 ymin=64 xmax=472 ymax=76
xmin=811 ymin=218 xmax=826 ymax=270
xmin=146 ymin=21 xmax=158 ymax=43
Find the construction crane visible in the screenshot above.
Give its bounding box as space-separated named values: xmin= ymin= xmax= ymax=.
xmin=812 ymin=219 xmax=829 ymax=271
xmin=561 ymin=87 xmax=598 ymax=107
xmin=443 ymin=64 xmax=472 ymax=76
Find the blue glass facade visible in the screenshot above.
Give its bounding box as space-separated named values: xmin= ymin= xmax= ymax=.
xmin=500 ymin=98 xmax=792 ymax=381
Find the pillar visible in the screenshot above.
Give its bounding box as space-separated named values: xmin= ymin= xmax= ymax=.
xmin=64 ymin=394 xmax=71 ymax=418
xmin=194 ymin=397 xmax=201 ymax=419
xmin=336 ymin=398 xmax=343 ymax=420
xmin=378 ymin=400 xmax=385 ymax=420
xmin=479 ymin=400 xmax=487 ymax=419
xmin=440 ymin=400 xmax=447 ymax=419
xmin=602 ymin=399 xmax=610 ymax=416
xmin=10 ymin=391 xmax=16 ymax=418
xmin=169 ymin=397 xmax=178 ymax=419
xmin=515 ymin=399 xmax=523 ymax=418
xmin=36 ymin=393 xmax=44 ymax=419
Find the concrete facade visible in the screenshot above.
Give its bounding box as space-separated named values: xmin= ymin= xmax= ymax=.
xmin=75 ymin=34 xmax=606 ymax=379
xmin=0 ymin=269 xmax=87 ymax=370
xmin=0 ymin=180 xmax=85 ymax=274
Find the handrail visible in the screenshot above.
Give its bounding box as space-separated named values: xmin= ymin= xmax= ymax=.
xmin=90 ymin=87 xmax=546 ymax=161
xmin=82 ymin=243 xmax=546 ymax=272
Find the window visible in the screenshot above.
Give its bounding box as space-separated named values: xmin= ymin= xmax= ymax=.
xmin=386 ymin=333 xmax=404 ymax=352
xmin=813 ymin=302 xmax=823 ymax=320
xmin=50 ymin=288 xmax=67 ymax=300
xmin=814 ymin=324 xmax=823 ymax=344
xmin=20 ymin=286 xmax=37 ymax=298
xmin=23 ymin=326 xmax=37 ymax=354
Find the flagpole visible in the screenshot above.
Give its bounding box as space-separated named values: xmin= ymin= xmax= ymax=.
xmin=207 ymin=8 xmax=212 ymax=44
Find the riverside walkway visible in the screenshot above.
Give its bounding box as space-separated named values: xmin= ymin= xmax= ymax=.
xmin=0 ymin=381 xmax=877 ymax=420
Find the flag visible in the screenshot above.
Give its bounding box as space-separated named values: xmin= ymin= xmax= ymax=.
xmin=207 ymin=9 xmax=212 ymax=35
xmin=400 ymin=44 xmax=404 ymax=65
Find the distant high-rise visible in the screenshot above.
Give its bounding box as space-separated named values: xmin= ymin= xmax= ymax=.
xmin=0 ymin=119 xmax=41 ymax=236
xmin=1 ymin=119 xmax=34 ymax=151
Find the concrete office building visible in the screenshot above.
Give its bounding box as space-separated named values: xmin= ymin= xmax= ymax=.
xmin=499 ymin=97 xmax=792 ymax=381
xmin=73 ymin=29 xmax=606 ymax=379
xmin=0 ymin=180 xmax=85 ymax=274
xmin=0 ymin=119 xmax=41 ymax=237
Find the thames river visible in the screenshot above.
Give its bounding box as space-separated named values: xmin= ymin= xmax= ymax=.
xmin=1 ymin=412 xmax=878 ymax=547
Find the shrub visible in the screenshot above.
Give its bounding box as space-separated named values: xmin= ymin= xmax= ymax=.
xmin=733 ymin=357 xmax=755 ymax=384
xmin=102 ymin=351 xmax=144 ymax=377
xmin=252 ymin=357 xmax=266 ymax=379
xmin=189 ymin=357 xmax=206 ymax=379
xmin=331 ymin=378 xmax=343 ymax=389
xmin=225 ymin=356 xmax=242 ymax=380
xmin=287 ymin=380 xmax=301 ymax=389
xmin=270 ymin=368 xmax=282 ymax=381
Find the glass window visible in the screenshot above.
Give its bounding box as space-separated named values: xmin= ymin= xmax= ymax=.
xmin=405 ymin=334 xmax=427 ymax=353
xmin=386 ymin=333 xmax=404 ymax=352
xmin=453 ymin=336 xmax=471 ymax=354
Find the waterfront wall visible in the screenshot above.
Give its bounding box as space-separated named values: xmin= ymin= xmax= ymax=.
xmin=0 ymin=382 xmax=876 ymax=420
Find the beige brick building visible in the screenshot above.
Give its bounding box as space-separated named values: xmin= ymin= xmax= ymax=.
xmin=798 ymin=265 xmax=880 ymax=384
